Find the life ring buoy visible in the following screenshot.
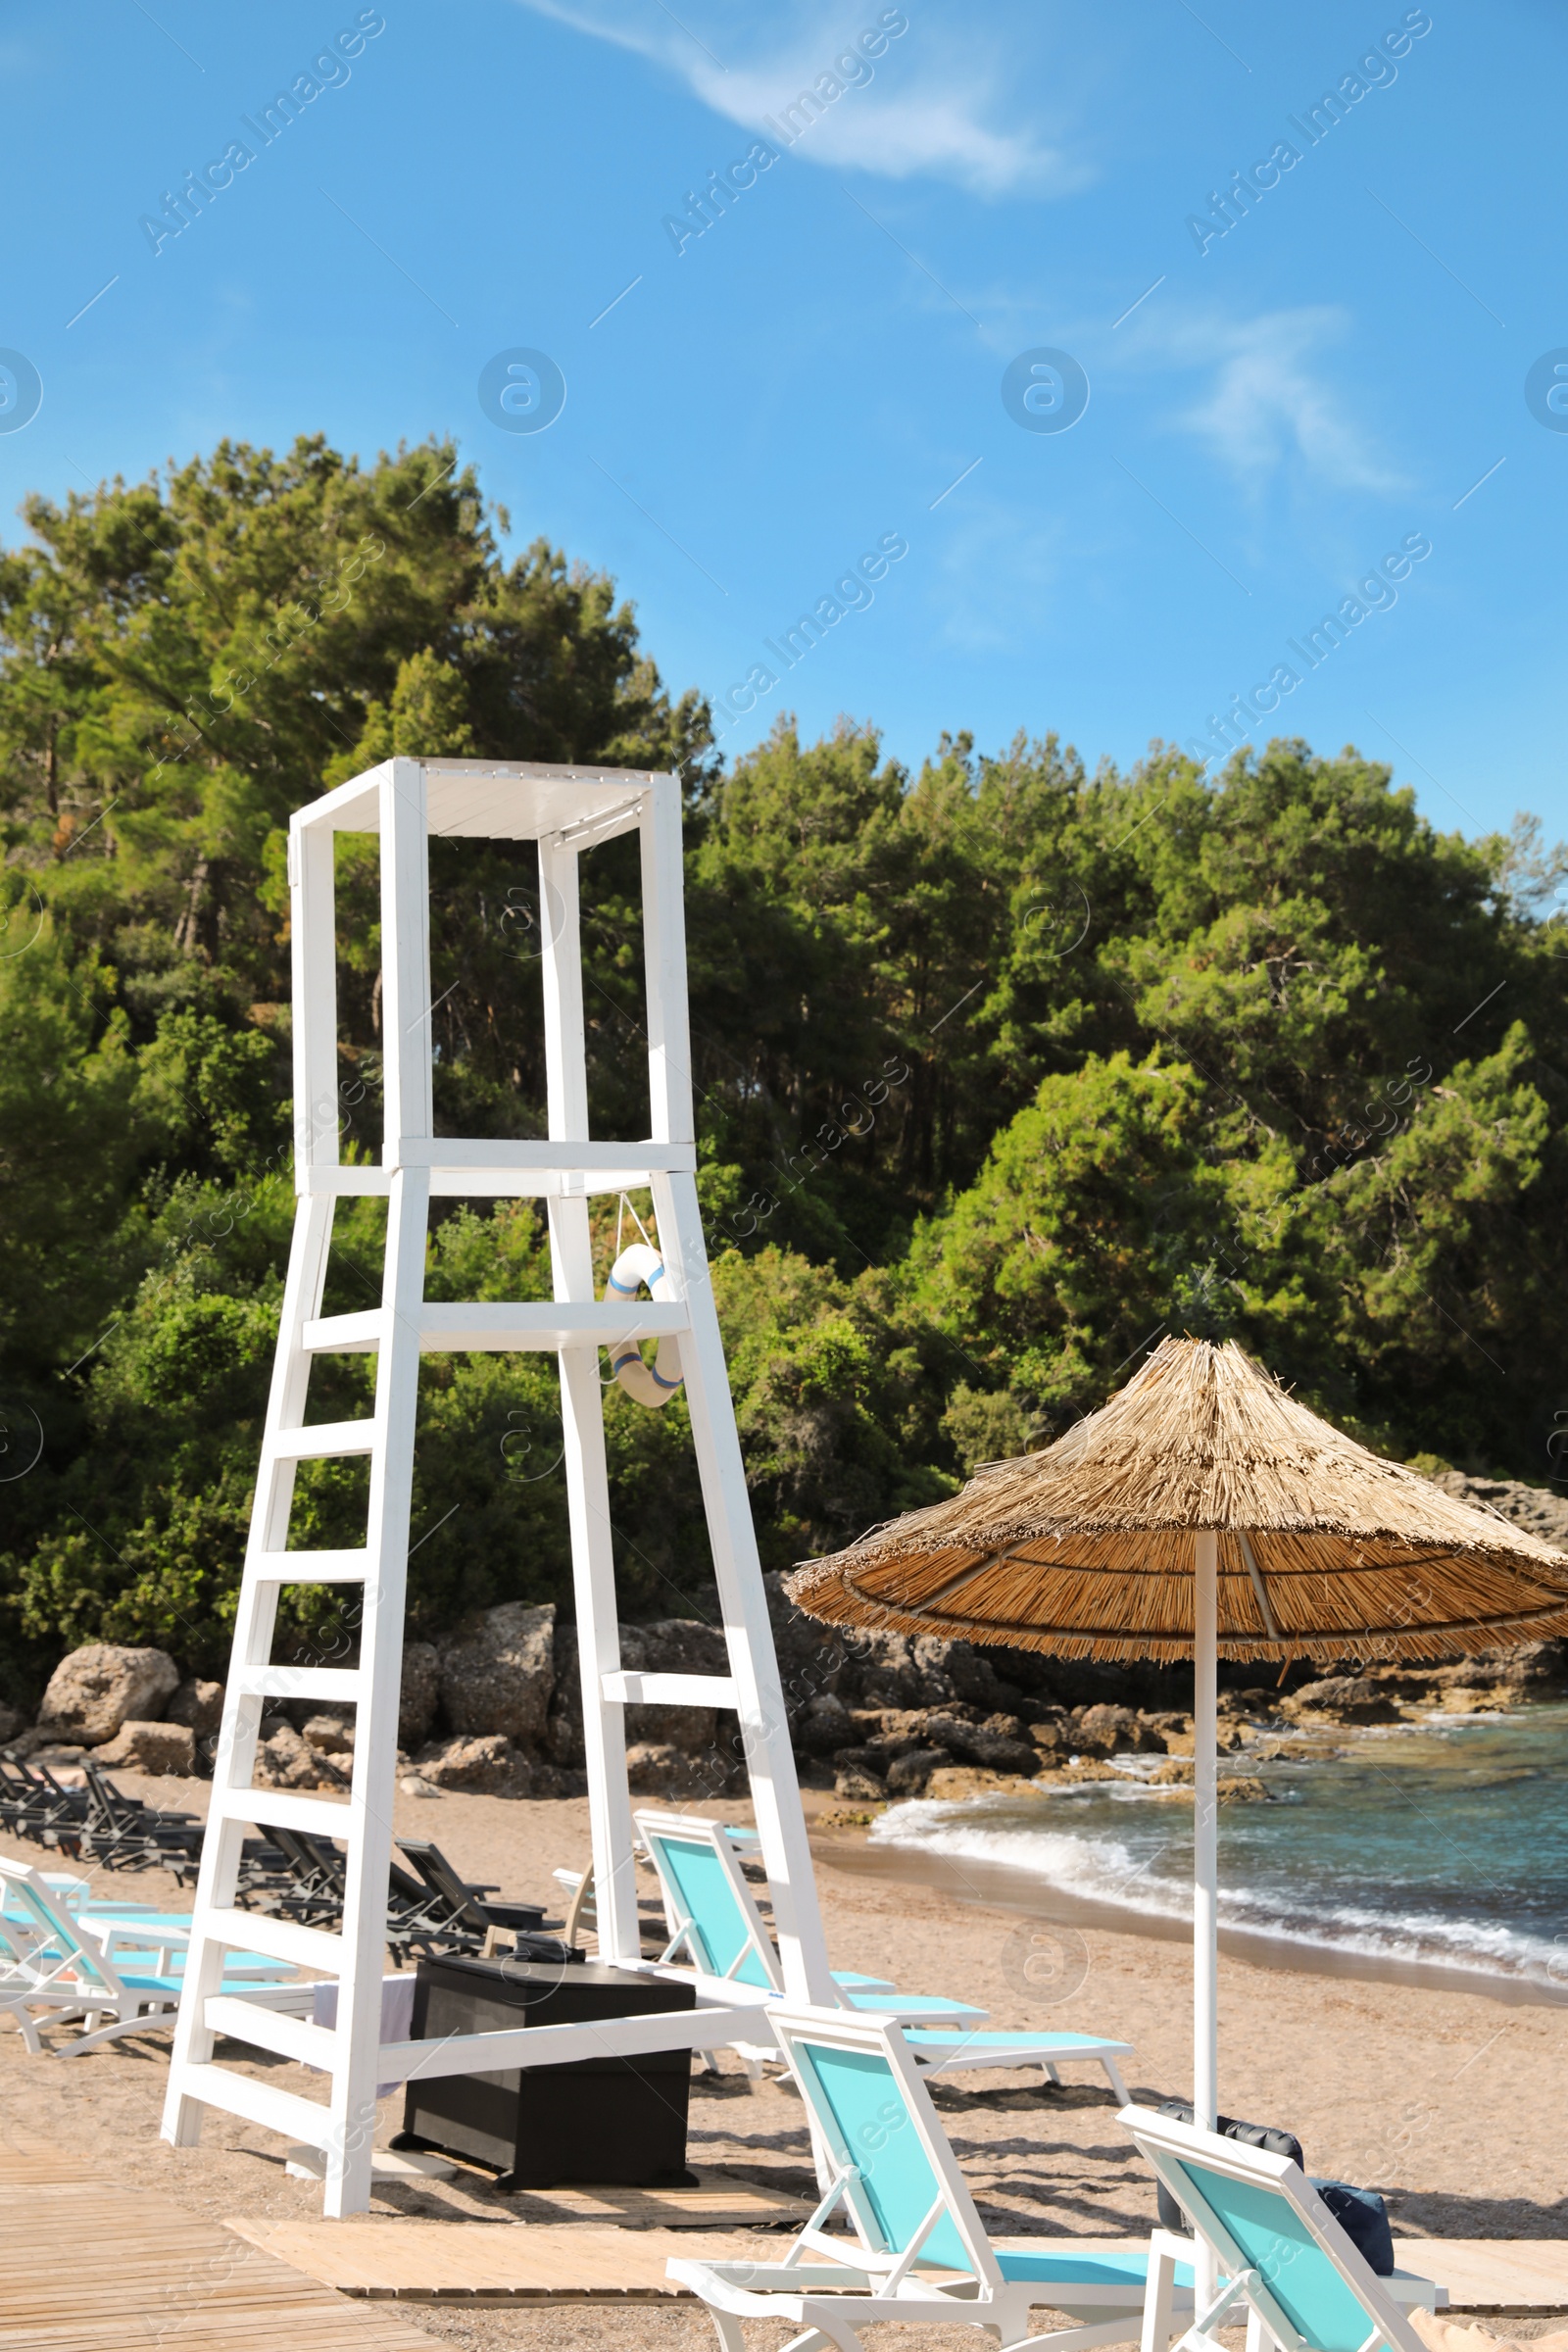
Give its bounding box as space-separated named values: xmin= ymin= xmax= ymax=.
xmin=604 ymin=1242 xmax=684 ymax=1407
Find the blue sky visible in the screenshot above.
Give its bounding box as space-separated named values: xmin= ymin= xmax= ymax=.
xmin=4 ymin=0 xmax=1565 ymax=842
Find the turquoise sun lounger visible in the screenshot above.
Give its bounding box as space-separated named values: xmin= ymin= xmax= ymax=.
xmin=1122 ymin=2102 xmax=1446 ymax=2351
xmin=635 ymin=1809 xmax=1133 ymax=2094
xmin=671 ymin=2001 xmax=1187 ymax=2351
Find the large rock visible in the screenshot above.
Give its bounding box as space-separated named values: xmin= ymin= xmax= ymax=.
xmin=1430 ymin=1684 xmax=1516 ymax=1714
xmin=841 ymin=1708 xmax=936 ymax=1762
xmin=796 ymin=1691 xmax=856 ymax=1755
xmin=917 ymin=1711 xmax=1041 ymax=1776
xmin=546 ymin=1621 xmax=585 ymax=1766
xmin=94 ymin=1719 xmax=197 ymax=1776
xmin=1425 ymin=1471 xmax=1568 ymax=1550
xmin=764 ymin=1569 xmax=851 ymax=1718
xmin=1071 ymin=1703 xmax=1163 ymax=1754
xmin=302 ymin=1712 xmax=355 ymax=1754
xmin=761 ymin=1568 xmax=1194 ymax=1747
xmin=624 ymin=1740 xmax=726 ymax=1799
xmin=925 ymin=1766 xmax=1041 ymax=1801
xmin=254 ymin=1722 xmax=330 ymax=1788
xmin=399 ymin=1642 xmax=441 ymax=1748
xmin=1285 ymin=1676 xmax=1400 ymax=1725
xmin=885 ymin=1746 xmax=950 ymax=1795
xmin=415 ymin=1732 xmax=532 ymax=1796
xmin=166 ymin=1679 xmax=223 ymax=1737
xmin=37 ymin=1644 xmax=179 ymax=1747
xmin=439 ymin=1603 xmax=555 ymax=1748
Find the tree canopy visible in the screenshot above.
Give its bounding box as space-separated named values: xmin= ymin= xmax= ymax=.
xmin=2 ymin=431 xmax=1564 ymax=1697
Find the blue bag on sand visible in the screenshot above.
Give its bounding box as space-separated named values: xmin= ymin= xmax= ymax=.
xmin=1308 ymin=2178 xmax=1396 ymax=2275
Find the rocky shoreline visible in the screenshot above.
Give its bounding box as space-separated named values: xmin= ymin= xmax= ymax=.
xmin=9 ymin=1473 xmax=1566 ymax=1807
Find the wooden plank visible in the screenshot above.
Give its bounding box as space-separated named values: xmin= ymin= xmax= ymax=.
xmin=324 ymin=1136 xmax=429 ymax=2214
xmin=235 ymin=1666 xmax=365 ymax=1705
xmin=165 ymin=1184 xmax=337 ymax=2132
xmin=418 ymin=1301 xmax=688 ymax=1351
xmin=214 ymin=1788 xmax=353 ymax=1837
xmin=458 ymin=2170 xmax=807 ymax=2228
xmin=267 ymin=1421 xmax=377 ymax=1460
xmin=175 ymin=2058 xmax=337 ymax=2149
xmin=0 ymin=2182 xmax=440 ymax=2348
xmin=224 ymin=2220 xmax=781 ymax=2301
xmin=196 ymin=1902 xmax=344 ymax=1975
xmin=379 ymin=758 xmax=432 ymax=1146
xmin=1393 ymin=2236 xmax=1568 ymax=2311
xmin=604 ymin=1670 xmax=739 ymax=1707
xmin=291 ymin=821 xmax=340 ymax=1177
xmin=392 ymin=1137 xmax=696 ymax=1171
xmin=303 ymin=1305 xmax=692 ymax=1358
xmin=204 ymin=1992 xmax=338 ymax=2069
xmin=0 ymin=2140 xmax=98 ymax=2183
xmin=651 ymin=1163 xmax=838 ymax=2004
xmin=251 ymin=1549 xmax=374 ymax=1584
xmin=373 ymin=1995 xmax=766 ymax=2081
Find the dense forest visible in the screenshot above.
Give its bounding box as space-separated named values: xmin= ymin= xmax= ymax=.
xmin=3 ymin=432 xmax=1566 ymax=1702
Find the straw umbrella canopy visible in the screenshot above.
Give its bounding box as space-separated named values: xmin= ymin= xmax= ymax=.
xmin=787 ymin=1338 xmax=1568 ymax=2188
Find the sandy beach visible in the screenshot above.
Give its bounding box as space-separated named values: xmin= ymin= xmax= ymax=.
xmin=5 ymin=1773 xmax=1568 ymax=2347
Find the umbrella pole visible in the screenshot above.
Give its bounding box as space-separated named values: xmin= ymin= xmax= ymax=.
xmin=1194 ymin=1529 xmax=1219 ymax=2303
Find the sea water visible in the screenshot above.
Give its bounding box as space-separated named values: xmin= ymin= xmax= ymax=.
xmin=868 ymin=1703 xmax=1568 ymax=1987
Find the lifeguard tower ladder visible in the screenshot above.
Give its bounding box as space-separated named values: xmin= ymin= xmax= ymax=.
xmin=162 ymin=758 xmax=834 ymax=2213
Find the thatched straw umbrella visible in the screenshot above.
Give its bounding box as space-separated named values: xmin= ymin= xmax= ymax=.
xmin=788 ymin=1338 xmax=1568 ymax=2184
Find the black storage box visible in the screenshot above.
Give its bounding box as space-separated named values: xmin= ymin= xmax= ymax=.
xmin=393 ymin=1953 xmax=698 ymax=2188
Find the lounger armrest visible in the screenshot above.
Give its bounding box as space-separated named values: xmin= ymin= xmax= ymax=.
xmin=667 ymin=2259 xmax=875 ymax=2293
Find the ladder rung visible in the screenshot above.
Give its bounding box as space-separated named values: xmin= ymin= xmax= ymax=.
xmin=233 ymin=1666 xmax=363 ymax=1705
xmin=267 ymin=1420 xmax=376 ymax=1460
xmin=301 ymin=1165 xmax=690 ymax=1202
xmin=173 ymin=2060 xmax=335 ymax=2151
xmin=394 ymin=1137 xmax=698 ymax=1174
xmin=423 ymin=1302 xmax=688 ymax=1351
xmin=205 ymin=1993 xmax=336 ymax=2071
xmin=251 ymin=1549 xmax=371 ymax=1584
xmin=199 ymin=1904 xmax=344 ymax=1975
xmin=604 ymin=1671 xmax=739 ymax=1708
xmin=299 ymin=1164 xmax=390 ymax=1199
xmin=304 ymin=1302 xmax=689 ymax=1357
xmin=218 ymin=1787 xmax=353 ymax=1838
xmin=301 ymin=1310 xmax=384 ymax=1354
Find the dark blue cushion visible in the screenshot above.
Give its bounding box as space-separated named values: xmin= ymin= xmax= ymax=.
xmin=1309 ymin=2178 xmax=1395 ymax=2275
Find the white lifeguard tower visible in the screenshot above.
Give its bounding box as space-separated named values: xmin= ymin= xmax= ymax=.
xmin=161 ymin=758 xmax=834 ymax=2213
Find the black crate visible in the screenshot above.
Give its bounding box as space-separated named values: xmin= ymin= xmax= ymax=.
xmin=393 ymin=1953 xmax=698 ymax=2188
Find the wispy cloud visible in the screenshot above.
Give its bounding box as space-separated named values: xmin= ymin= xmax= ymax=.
xmin=513 ymin=1 xmax=1091 ymax=196
xmin=1147 ymin=306 xmax=1406 ymax=492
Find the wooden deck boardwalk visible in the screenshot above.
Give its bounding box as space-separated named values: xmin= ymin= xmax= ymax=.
xmin=228 ymin=2217 xmax=780 ymax=2302
xmin=1391 ymin=2238 xmax=1568 ymax=2316
xmin=0 ymin=2144 xmax=439 ymax=2352
xmin=231 ymin=2216 xmax=1568 ymax=2317
xmin=9 ymin=2137 xmax=1568 ymax=2325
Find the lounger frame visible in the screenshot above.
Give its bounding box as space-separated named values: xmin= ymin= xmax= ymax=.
xmin=1122 ymin=2103 xmax=1443 ymax=2352
xmin=673 ymin=2005 xmax=1181 ymax=2352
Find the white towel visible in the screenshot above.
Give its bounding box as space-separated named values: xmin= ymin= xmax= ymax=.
xmin=312 ymin=1972 xmax=418 ymax=2098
